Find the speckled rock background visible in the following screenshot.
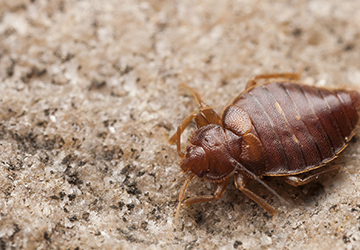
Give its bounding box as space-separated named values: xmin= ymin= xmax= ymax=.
xmin=0 ymin=0 xmax=360 ymax=249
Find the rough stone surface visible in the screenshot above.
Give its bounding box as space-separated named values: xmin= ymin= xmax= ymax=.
xmin=0 ymin=0 xmax=360 ymax=249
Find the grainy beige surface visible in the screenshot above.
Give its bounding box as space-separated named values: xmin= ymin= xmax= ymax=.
xmin=1 ymin=0 xmax=360 ymax=249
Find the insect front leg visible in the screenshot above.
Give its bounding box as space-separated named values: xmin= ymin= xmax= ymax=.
xmin=179 ymin=83 xmax=208 ymax=108
xmin=167 ymin=110 xmax=201 ymax=158
xmin=180 ymin=177 xmax=229 ymax=209
xmin=167 ymin=108 xmax=220 ymax=158
xmin=167 ymin=84 xmax=222 ymax=158
xmin=234 ymin=172 xmax=277 ymax=217
xmin=180 ymin=83 xmax=221 ymax=126
xmin=174 ymin=177 xmax=229 ymax=221
xmin=282 ymin=165 xmax=341 ymax=187
xmin=172 ymin=176 xmax=228 ymax=230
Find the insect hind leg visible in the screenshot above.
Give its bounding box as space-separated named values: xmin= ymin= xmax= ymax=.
xmin=282 ymin=165 xmax=341 ymax=187
xmin=245 ymin=70 xmax=303 ymax=90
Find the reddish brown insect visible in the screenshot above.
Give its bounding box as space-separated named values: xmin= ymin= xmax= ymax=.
xmin=168 ymin=72 xmax=360 ymax=222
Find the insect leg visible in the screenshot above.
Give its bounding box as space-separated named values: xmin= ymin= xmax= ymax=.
xmin=245 ymin=71 xmax=302 ymax=90
xmin=282 ymin=165 xmax=341 ymax=187
xmin=175 ymin=177 xmax=229 ymax=220
xmin=168 ymin=83 xmax=210 ymax=145
xmin=173 ymin=173 xmax=194 ymax=225
xmin=167 ymin=84 xmax=222 ymax=157
xmin=179 ymin=83 xmax=208 ymax=108
xmin=171 ymin=175 xmax=228 ymax=231
xmin=166 ymin=105 xmax=221 ymax=158
xmin=167 ymin=110 xmax=201 ymax=158
xmin=234 ymin=172 xmax=277 ymax=217
xmin=180 ymin=83 xmax=221 ymax=125
xmin=180 ymin=177 xmax=229 ymax=208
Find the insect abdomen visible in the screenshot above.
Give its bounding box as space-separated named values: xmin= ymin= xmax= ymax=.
xmin=232 ymin=82 xmax=360 ymax=176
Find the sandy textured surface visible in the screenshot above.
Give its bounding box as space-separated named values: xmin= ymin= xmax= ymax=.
xmin=1 ymin=0 xmax=360 ymax=249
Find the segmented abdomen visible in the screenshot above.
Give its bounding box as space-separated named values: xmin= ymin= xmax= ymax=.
xmin=232 ymin=82 xmax=360 ymax=176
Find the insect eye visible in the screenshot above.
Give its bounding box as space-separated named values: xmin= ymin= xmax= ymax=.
xmin=186 ymin=145 xmax=193 ymax=151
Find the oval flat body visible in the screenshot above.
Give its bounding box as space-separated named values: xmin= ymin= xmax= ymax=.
xmin=170 ymin=77 xmax=360 ymax=222
xmin=231 ymin=81 xmax=360 ymax=176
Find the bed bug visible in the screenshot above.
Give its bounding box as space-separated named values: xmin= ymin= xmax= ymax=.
xmin=168 ymin=72 xmax=360 ymax=222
